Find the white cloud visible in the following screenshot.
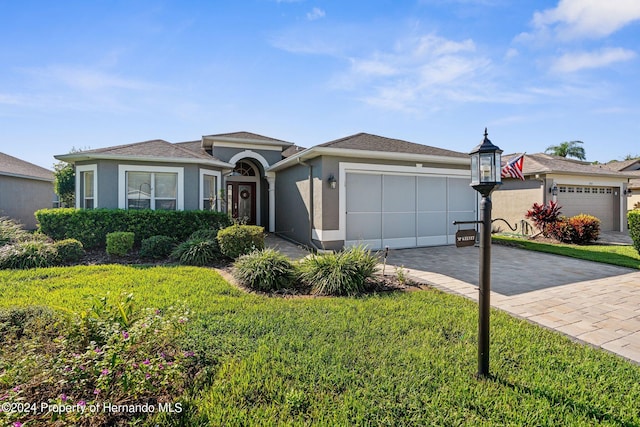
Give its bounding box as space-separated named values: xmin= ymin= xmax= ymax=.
xmin=336 ymin=33 xmax=493 ymax=111
xmin=306 ymin=7 xmax=325 ymax=21
xmin=551 ymin=47 xmax=636 ymax=73
xmin=532 ymin=0 xmax=640 ymax=40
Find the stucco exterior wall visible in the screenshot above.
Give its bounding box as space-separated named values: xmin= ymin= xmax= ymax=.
xmin=0 ymin=175 xmax=54 ymax=229
xmin=492 ymin=179 xmax=544 ymax=234
xmin=274 ymin=158 xmax=322 ymax=247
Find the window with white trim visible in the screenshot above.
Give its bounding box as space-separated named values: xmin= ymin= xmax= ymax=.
xmin=76 ymin=164 xmax=97 ymax=209
xmin=126 ymin=171 xmax=177 ymax=210
xmin=118 ymin=165 xmax=184 ymax=210
xmin=202 ymin=174 xmax=217 ymax=210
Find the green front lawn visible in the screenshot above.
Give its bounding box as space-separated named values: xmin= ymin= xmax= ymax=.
xmin=493 ymin=235 xmax=640 ymax=270
xmin=2 ymin=265 xmax=640 ymax=425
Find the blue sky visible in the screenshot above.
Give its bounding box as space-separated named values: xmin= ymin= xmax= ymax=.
xmin=2 ymin=0 xmax=640 ymax=169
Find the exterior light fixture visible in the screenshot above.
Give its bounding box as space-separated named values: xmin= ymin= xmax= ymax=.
xmin=550 ymin=184 xmax=558 ymax=196
xmin=624 ymin=188 xmax=633 ymax=196
xmin=470 ymin=128 xmax=503 ymax=197
xmin=469 ymin=128 xmax=502 ymax=379
xmin=327 ymin=174 xmax=337 ymax=189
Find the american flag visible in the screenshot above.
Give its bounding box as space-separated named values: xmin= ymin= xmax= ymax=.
xmin=501 ymin=153 xmax=525 ymax=180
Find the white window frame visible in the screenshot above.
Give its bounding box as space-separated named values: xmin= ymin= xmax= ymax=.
xmin=118 ymin=165 xmax=184 ymax=210
xmin=75 ymin=164 xmax=98 ymax=209
xmin=199 ymin=169 xmax=222 ymax=211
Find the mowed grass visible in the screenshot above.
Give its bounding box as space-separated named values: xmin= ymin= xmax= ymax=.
xmin=493 ymin=235 xmax=640 ymax=270
xmin=2 ymin=265 xmax=640 ymax=426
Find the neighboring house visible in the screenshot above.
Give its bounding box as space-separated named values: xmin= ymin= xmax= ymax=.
xmin=493 ymin=153 xmax=634 ymax=233
xmin=55 ymin=131 xmax=475 ymax=250
xmin=0 ymin=152 xmax=55 ymax=229
xmin=602 ymin=159 xmax=640 ymax=211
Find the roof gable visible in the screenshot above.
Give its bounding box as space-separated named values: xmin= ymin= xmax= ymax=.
xmin=0 ymin=152 xmax=53 ymax=181
xmin=202 ymin=131 xmax=293 ymax=147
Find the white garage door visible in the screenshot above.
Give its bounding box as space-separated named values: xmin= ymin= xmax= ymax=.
xmin=345 ymin=172 xmax=477 ymax=249
xmin=557 ymin=186 xmax=615 ymax=231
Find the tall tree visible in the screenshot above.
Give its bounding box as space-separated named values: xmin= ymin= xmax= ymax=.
xmin=53 ymin=161 xmax=74 ymax=207
xmin=544 ymin=140 xmax=586 ymax=160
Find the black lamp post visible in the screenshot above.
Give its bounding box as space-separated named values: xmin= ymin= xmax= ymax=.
xmin=469 ymin=128 xmax=502 ymax=378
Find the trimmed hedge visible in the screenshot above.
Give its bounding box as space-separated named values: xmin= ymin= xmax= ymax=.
xmin=630 ymin=210 xmax=640 ymax=254
xmin=106 ymin=232 xmax=135 ymax=257
xmin=217 ymin=225 xmax=265 ymax=259
xmin=35 ymin=208 xmax=232 ymax=249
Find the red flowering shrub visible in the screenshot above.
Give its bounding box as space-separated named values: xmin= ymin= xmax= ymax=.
xmin=525 ymin=201 xmax=562 ymax=237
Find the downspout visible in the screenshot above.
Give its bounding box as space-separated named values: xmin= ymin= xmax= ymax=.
xmin=298 ymin=158 xmax=323 ymax=251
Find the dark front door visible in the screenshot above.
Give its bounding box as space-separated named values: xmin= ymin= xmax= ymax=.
xmin=227 ymin=182 xmax=256 ymax=225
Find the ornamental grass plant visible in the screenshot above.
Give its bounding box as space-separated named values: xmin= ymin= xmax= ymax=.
xmin=299 ymin=245 xmax=378 ymax=296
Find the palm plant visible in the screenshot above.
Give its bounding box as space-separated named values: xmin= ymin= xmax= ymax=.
xmin=544 ymin=140 xmax=586 ymax=160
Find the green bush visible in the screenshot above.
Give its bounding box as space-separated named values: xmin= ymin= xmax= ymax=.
xmin=548 ymin=214 xmax=600 ymax=245
xmin=299 ymin=246 xmax=378 ymax=296
xmin=106 ymin=231 xmax=135 ymax=257
xmin=140 ymin=235 xmax=177 ymax=259
xmin=233 ymin=248 xmax=298 ymax=292
xmin=171 ymin=239 xmax=221 ymax=266
xmin=0 ymin=241 xmax=57 ymax=270
xmin=630 ymin=210 xmax=640 ymax=254
xmin=53 ymin=238 xmax=85 ymax=264
xmin=217 ymin=225 xmax=265 ymax=259
xmin=567 ymin=214 xmax=600 ymax=244
xmin=35 ymin=208 xmax=232 ymax=249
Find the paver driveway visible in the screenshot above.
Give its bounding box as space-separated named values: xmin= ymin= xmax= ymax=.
xmin=386 ymin=245 xmax=640 ymax=364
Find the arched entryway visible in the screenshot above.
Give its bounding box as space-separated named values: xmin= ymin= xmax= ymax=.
xmin=226 ymin=160 xmax=261 ymax=225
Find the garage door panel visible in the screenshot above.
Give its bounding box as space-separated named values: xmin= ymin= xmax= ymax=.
xmin=346 ymin=212 xmax=381 ymax=240
xmin=418 ymin=212 xmax=447 ymax=236
xmin=384 ymin=175 xmax=415 ymax=212
xmin=418 ymin=177 xmax=446 ymax=211
xmin=384 ymin=213 xmax=415 ymax=238
xmin=346 ymin=174 xmax=381 ymax=212
xmin=448 ymin=178 xmax=476 ymax=211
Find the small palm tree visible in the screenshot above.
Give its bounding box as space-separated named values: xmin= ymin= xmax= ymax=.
xmin=545 ymin=140 xmax=586 ymax=160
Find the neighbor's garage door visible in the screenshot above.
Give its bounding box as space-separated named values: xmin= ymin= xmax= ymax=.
xmin=345 ymin=172 xmax=477 ymax=249
xmin=557 ymin=186 xmax=615 ymax=231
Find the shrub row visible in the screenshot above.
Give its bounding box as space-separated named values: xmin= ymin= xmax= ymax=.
xmin=233 ymin=246 xmax=379 ymax=296
xmin=0 ymin=216 xmax=85 ymax=269
xmin=525 ymin=202 xmax=601 ymax=244
xmin=548 ymin=214 xmax=601 ymax=244
xmin=630 ymin=210 xmax=640 ymax=254
xmin=35 ymin=208 xmax=232 ymax=249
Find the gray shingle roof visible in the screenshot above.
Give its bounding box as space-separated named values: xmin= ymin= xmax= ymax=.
xmin=0 ymin=152 xmax=54 ymax=181
xmin=319 ymin=132 xmax=468 ymax=158
xmin=602 ymin=159 xmax=640 ymax=172
xmin=78 ymin=139 xmax=215 ymax=161
xmin=503 ymin=153 xmax=633 ymax=178
xmin=56 ymin=139 xmax=233 ymax=167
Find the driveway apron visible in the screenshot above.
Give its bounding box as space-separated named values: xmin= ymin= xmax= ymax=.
xmin=386 ymin=245 xmax=640 ymax=364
